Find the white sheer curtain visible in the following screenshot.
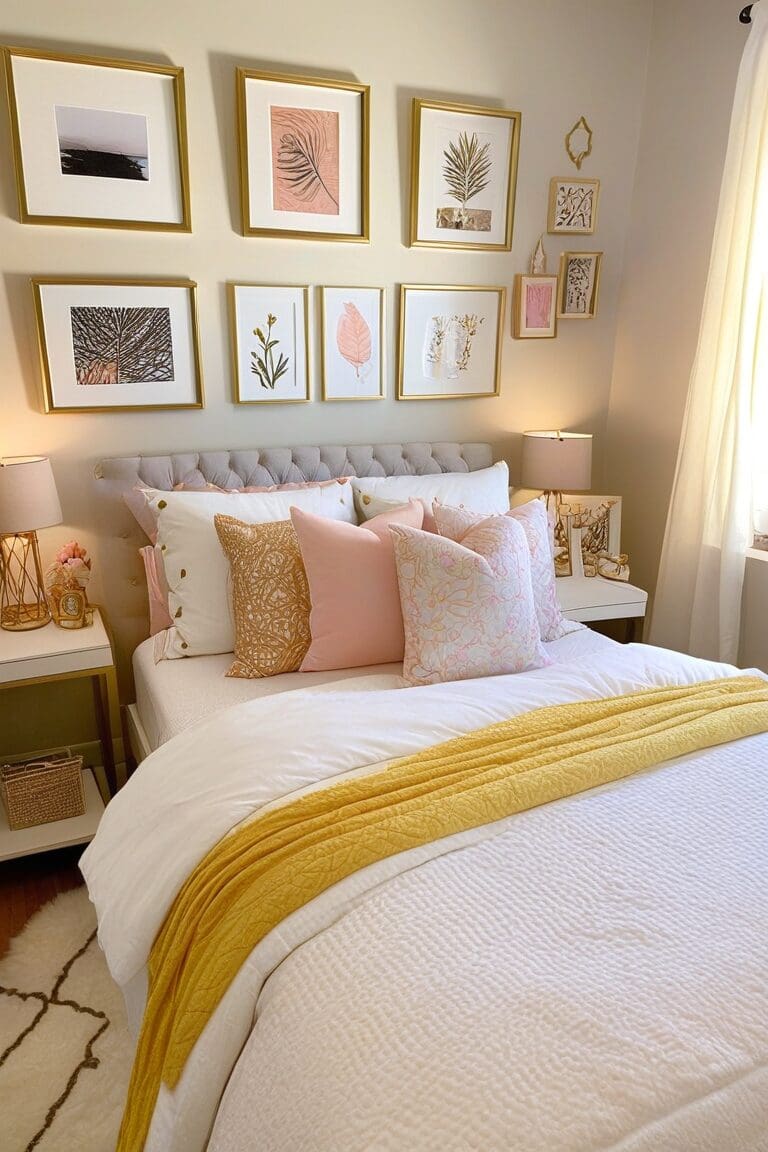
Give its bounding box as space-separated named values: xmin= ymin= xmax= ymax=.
xmin=649 ymin=3 xmax=768 ymax=663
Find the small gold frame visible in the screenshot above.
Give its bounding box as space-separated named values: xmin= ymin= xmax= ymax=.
xmin=547 ymin=177 xmax=600 ymax=235
xmin=409 ymin=99 xmax=521 ymax=251
xmin=397 ymin=284 xmax=505 ymax=401
xmin=2 ymin=45 xmax=192 ymax=231
xmin=236 ymin=68 xmax=370 ymax=243
xmin=228 ymin=282 xmax=311 ymax=404
xmin=319 ymin=286 xmax=385 ymax=402
xmin=512 ymin=274 xmax=558 ymax=340
xmin=565 ymin=116 xmax=593 ymax=170
xmin=557 ymin=252 xmax=603 ymax=320
xmin=32 ymin=277 xmax=204 ymax=413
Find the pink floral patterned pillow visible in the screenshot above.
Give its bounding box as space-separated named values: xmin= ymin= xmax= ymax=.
xmin=390 ymin=516 xmax=551 ymax=687
xmin=432 ymin=498 xmax=578 ymax=642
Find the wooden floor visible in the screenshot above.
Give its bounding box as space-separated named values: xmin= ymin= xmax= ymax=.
xmin=0 ymin=845 xmax=85 ymax=959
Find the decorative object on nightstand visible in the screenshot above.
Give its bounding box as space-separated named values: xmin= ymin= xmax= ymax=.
xmin=45 ymin=540 xmax=94 ymax=628
xmin=561 ymin=495 xmax=630 ymax=580
xmin=520 ymin=430 xmax=592 ymax=577
xmin=0 ymin=751 xmax=85 ymax=829
xmin=0 ymin=456 xmax=62 ymax=631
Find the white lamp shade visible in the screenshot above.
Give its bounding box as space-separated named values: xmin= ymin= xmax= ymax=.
xmin=0 ymin=456 xmax=63 ymax=534
xmin=520 ymin=431 xmax=592 ymax=491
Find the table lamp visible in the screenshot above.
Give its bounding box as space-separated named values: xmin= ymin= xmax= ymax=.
xmin=520 ymin=430 xmax=592 ymax=575
xmin=0 ymin=456 xmax=63 ymax=631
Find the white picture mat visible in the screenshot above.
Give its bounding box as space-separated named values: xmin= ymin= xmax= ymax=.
xmin=233 ymin=285 xmax=308 ymax=401
xmin=322 ymin=288 xmax=383 ymax=399
xmin=401 ymin=289 xmax=500 ymax=397
xmin=417 ymin=108 xmax=512 ymax=245
xmin=244 ymin=78 xmax=362 ymax=235
xmin=11 ymin=55 xmax=183 ymax=223
xmin=39 ymin=283 xmax=197 ymax=407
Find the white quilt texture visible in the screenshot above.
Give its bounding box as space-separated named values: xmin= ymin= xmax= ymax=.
xmin=81 ymin=644 xmax=768 ymax=1152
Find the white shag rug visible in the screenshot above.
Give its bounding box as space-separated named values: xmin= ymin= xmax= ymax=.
xmin=0 ymin=886 xmax=132 ymax=1152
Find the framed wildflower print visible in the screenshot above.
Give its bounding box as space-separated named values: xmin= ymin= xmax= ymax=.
xmin=32 ymin=278 xmax=202 ymax=413
xmin=397 ymin=285 xmax=505 ymax=400
xmin=547 ymin=177 xmax=600 ymax=235
xmin=236 ymin=69 xmax=370 ymax=242
xmin=409 ymin=100 xmax=521 ymax=250
xmin=4 ymin=47 xmax=191 ymax=231
xmin=229 ymin=283 xmax=310 ymax=404
xmin=557 ymin=252 xmax=603 ymax=319
xmin=513 ymin=274 xmax=558 ymax=339
xmin=320 ymin=287 xmax=384 ymax=401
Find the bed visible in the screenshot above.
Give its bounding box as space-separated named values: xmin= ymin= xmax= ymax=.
xmin=84 ymin=444 xmax=768 ymax=1152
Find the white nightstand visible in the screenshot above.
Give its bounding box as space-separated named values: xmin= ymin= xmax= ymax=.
xmin=557 ymin=576 xmax=648 ymax=642
xmin=0 ymin=608 xmax=121 ymax=862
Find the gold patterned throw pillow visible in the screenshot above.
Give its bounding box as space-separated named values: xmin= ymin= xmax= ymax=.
xmin=214 ymin=514 xmax=311 ymax=679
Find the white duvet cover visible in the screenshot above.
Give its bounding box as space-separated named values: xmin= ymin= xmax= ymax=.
xmin=81 ymin=644 xmax=768 ymax=1152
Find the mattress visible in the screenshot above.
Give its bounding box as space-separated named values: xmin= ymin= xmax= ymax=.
xmin=132 ymin=627 xmax=617 ymax=752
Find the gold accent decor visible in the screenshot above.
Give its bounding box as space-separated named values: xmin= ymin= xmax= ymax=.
xmin=0 ymin=752 xmax=85 ymax=829
xmin=0 ymin=531 xmax=50 ymax=631
xmin=565 ymin=116 xmax=593 ymax=170
xmin=547 ymin=177 xmax=600 ymax=235
xmin=557 ymin=251 xmax=603 ymax=320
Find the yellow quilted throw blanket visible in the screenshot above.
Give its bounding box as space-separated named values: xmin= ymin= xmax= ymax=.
xmin=118 ymin=675 xmax=768 ymax=1151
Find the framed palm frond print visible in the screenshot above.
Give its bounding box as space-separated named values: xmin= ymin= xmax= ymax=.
xmin=236 ymin=69 xmax=370 ymax=242
xmin=547 ymin=177 xmax=600 ymax=234
xmin=4 ymin=47 xmax=191 ymax=231
xmin=229 ymin=283 xmax=310 ymax=404
xmin=557 ymin=252 xmax=603 ymax=319
xmin=33 ymin=278 xmax=202 ymax=412
xmin=320 ymin=287 xmax=384 ymax=401
xmin=409 ymin=100 xmax=521 ymax=250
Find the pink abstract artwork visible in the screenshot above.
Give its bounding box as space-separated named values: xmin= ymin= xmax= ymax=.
xmin=270 ymin=106 xmax=340 ymax=216
xmin=525 ymin=283 xmax=553 ymax=329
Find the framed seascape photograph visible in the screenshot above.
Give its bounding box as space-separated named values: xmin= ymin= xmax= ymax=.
xmin=320 ymin=287 xmax=384 ymax=401
xmin=513 ymin=274 xmax=558 ymax=339
xmin=557 ymin=252 xmax=603 ymax=319
xmin=236 ymin=69 xmax=369 ymax=242
xmin=397 ymin=285 xmax=505 ymax=401
xmin=4 ymin=47 xmax=191 ymax=230
xmin=229 ymin=283 xmax=309 ymax=404
xmin=32 ymin=278 xmax=202 ymax=413
xmin=409 ymin=99 xmax=521 ymax=251
xmin=547 ymin=177 xmax=600 ymax=235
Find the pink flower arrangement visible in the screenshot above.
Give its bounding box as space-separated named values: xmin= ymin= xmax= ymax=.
xmin=46 ymin=541 xmax=92 ymax=590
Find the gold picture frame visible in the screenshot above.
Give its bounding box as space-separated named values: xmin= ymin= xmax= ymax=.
xmin=557 ymin=252 xmax=603 ymax=319
xmin=547 ymin=177 xmax=600 ymax=235
xmin=236 ymin=68 xmax=370 ymax=242
xmin=228 ymin=282 xmax=311 ymax=404
xmin=3 ymin=46 xmax=191 ymax=231
xmin=409 ymin=99 xmax=521 ymax=251
xmin=513 ymin=274 xmax=558 ymax=339
xmin=32 ymin=277 xmax=203 ymax=413
xmin=397 ymin=284 xmax=505 ymax=401
xmin=319 ymin=286 xmax=385 ymax=401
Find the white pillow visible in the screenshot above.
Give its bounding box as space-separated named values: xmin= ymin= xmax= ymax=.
xmin=150 ymin=484 xmax=356 ymax=659
xmin=352 ymin=462 xmax=509 ymax=522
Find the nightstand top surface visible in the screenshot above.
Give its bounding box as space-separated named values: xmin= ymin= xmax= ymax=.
xmin=0 ymin=608 xmax=113 ymax=684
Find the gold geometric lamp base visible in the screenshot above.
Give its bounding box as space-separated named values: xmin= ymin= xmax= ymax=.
xmin=0 ymin=531 xmax=51 ymax=631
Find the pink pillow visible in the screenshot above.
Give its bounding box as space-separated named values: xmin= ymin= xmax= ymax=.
xmin=390 ymin=516 xmax=550 ymax=687
xmin=139 ymin=545 xmax=173 ymax=635
xmin=292 ymin=500 xmax=424 ymax=671
xmin=432 ymin=498 xmax=575 ymax=643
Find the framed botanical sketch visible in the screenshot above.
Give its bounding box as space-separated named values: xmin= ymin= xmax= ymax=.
xmin=547 ymin=177 xmax=600 ymax=234
xmin=236 ymin=69 xmax=369 ymax=242
xmin=3 ymin=47 xmax=191 ymax=230
xmin=513 ymin=274 xmax=558 ymax=339
xmin=32 ymin=278 xmax=202 ymax=413
xmin=397 ymin=285 xmax=505 ymax=400
xmin=409 ymin=99 xmax=521 ymax=250
xmin=557 ymin=252 xmax=603 ymax=319
xmin=229 ymin=283 xmax=309 ymax=404
xmin=320 ymin=287 xmax=384 ymax=401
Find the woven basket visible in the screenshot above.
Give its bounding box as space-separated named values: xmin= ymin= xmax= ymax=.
xmin=0 ymin=752 xmax=85 ymax=830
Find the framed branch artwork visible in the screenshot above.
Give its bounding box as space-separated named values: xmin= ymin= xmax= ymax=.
xmin=397 ymin=285 xmax=505 ymax=400
xmin=32 ymin=278 xmax=202 ymax=413
xmin=409 ymin=100 xmax=521 ymax=250
xmin=320 ymin=287 xmax=384 ymax=401
xmin=236 ymin=69 xmax=370 ymax=242
xmin=547 ymin=177 xmax=600 ymax=234
xmin=557 ymin=252 xmax=603 ymax=319
xmin=3 ymin=47 xmax=191 ymax=231
xmin=229 ymin=283 xmax=310 ymax=404
xmin=513 ymin=275 xmax=558 ymax=339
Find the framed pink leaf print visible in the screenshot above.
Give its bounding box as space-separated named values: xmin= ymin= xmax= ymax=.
xmin=513 ymin=274 xmax=558 ymax=339
xmin=320 ymin=286 xmax=384 ymax=400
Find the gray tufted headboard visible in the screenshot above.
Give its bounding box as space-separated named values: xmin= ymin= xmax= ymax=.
xmin=95 ymin=442 xmax=494 ymax=695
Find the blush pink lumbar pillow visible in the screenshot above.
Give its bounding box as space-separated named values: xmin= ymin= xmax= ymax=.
xmin=292 ymin=500 xmax=424 ymax=671
xmin=390 ymin=516 xmax=551 ymax=687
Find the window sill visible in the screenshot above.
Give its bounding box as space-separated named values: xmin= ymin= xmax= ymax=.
xmin=746 ymin=547 xmax=768 ymax=563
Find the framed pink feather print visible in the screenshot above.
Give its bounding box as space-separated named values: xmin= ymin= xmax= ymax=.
xmin=320 ymin=287 xmax=384 ymax=400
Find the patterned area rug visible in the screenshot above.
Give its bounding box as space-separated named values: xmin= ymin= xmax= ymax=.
xmin=0 ymin=886 xmax=131 ymax=1151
